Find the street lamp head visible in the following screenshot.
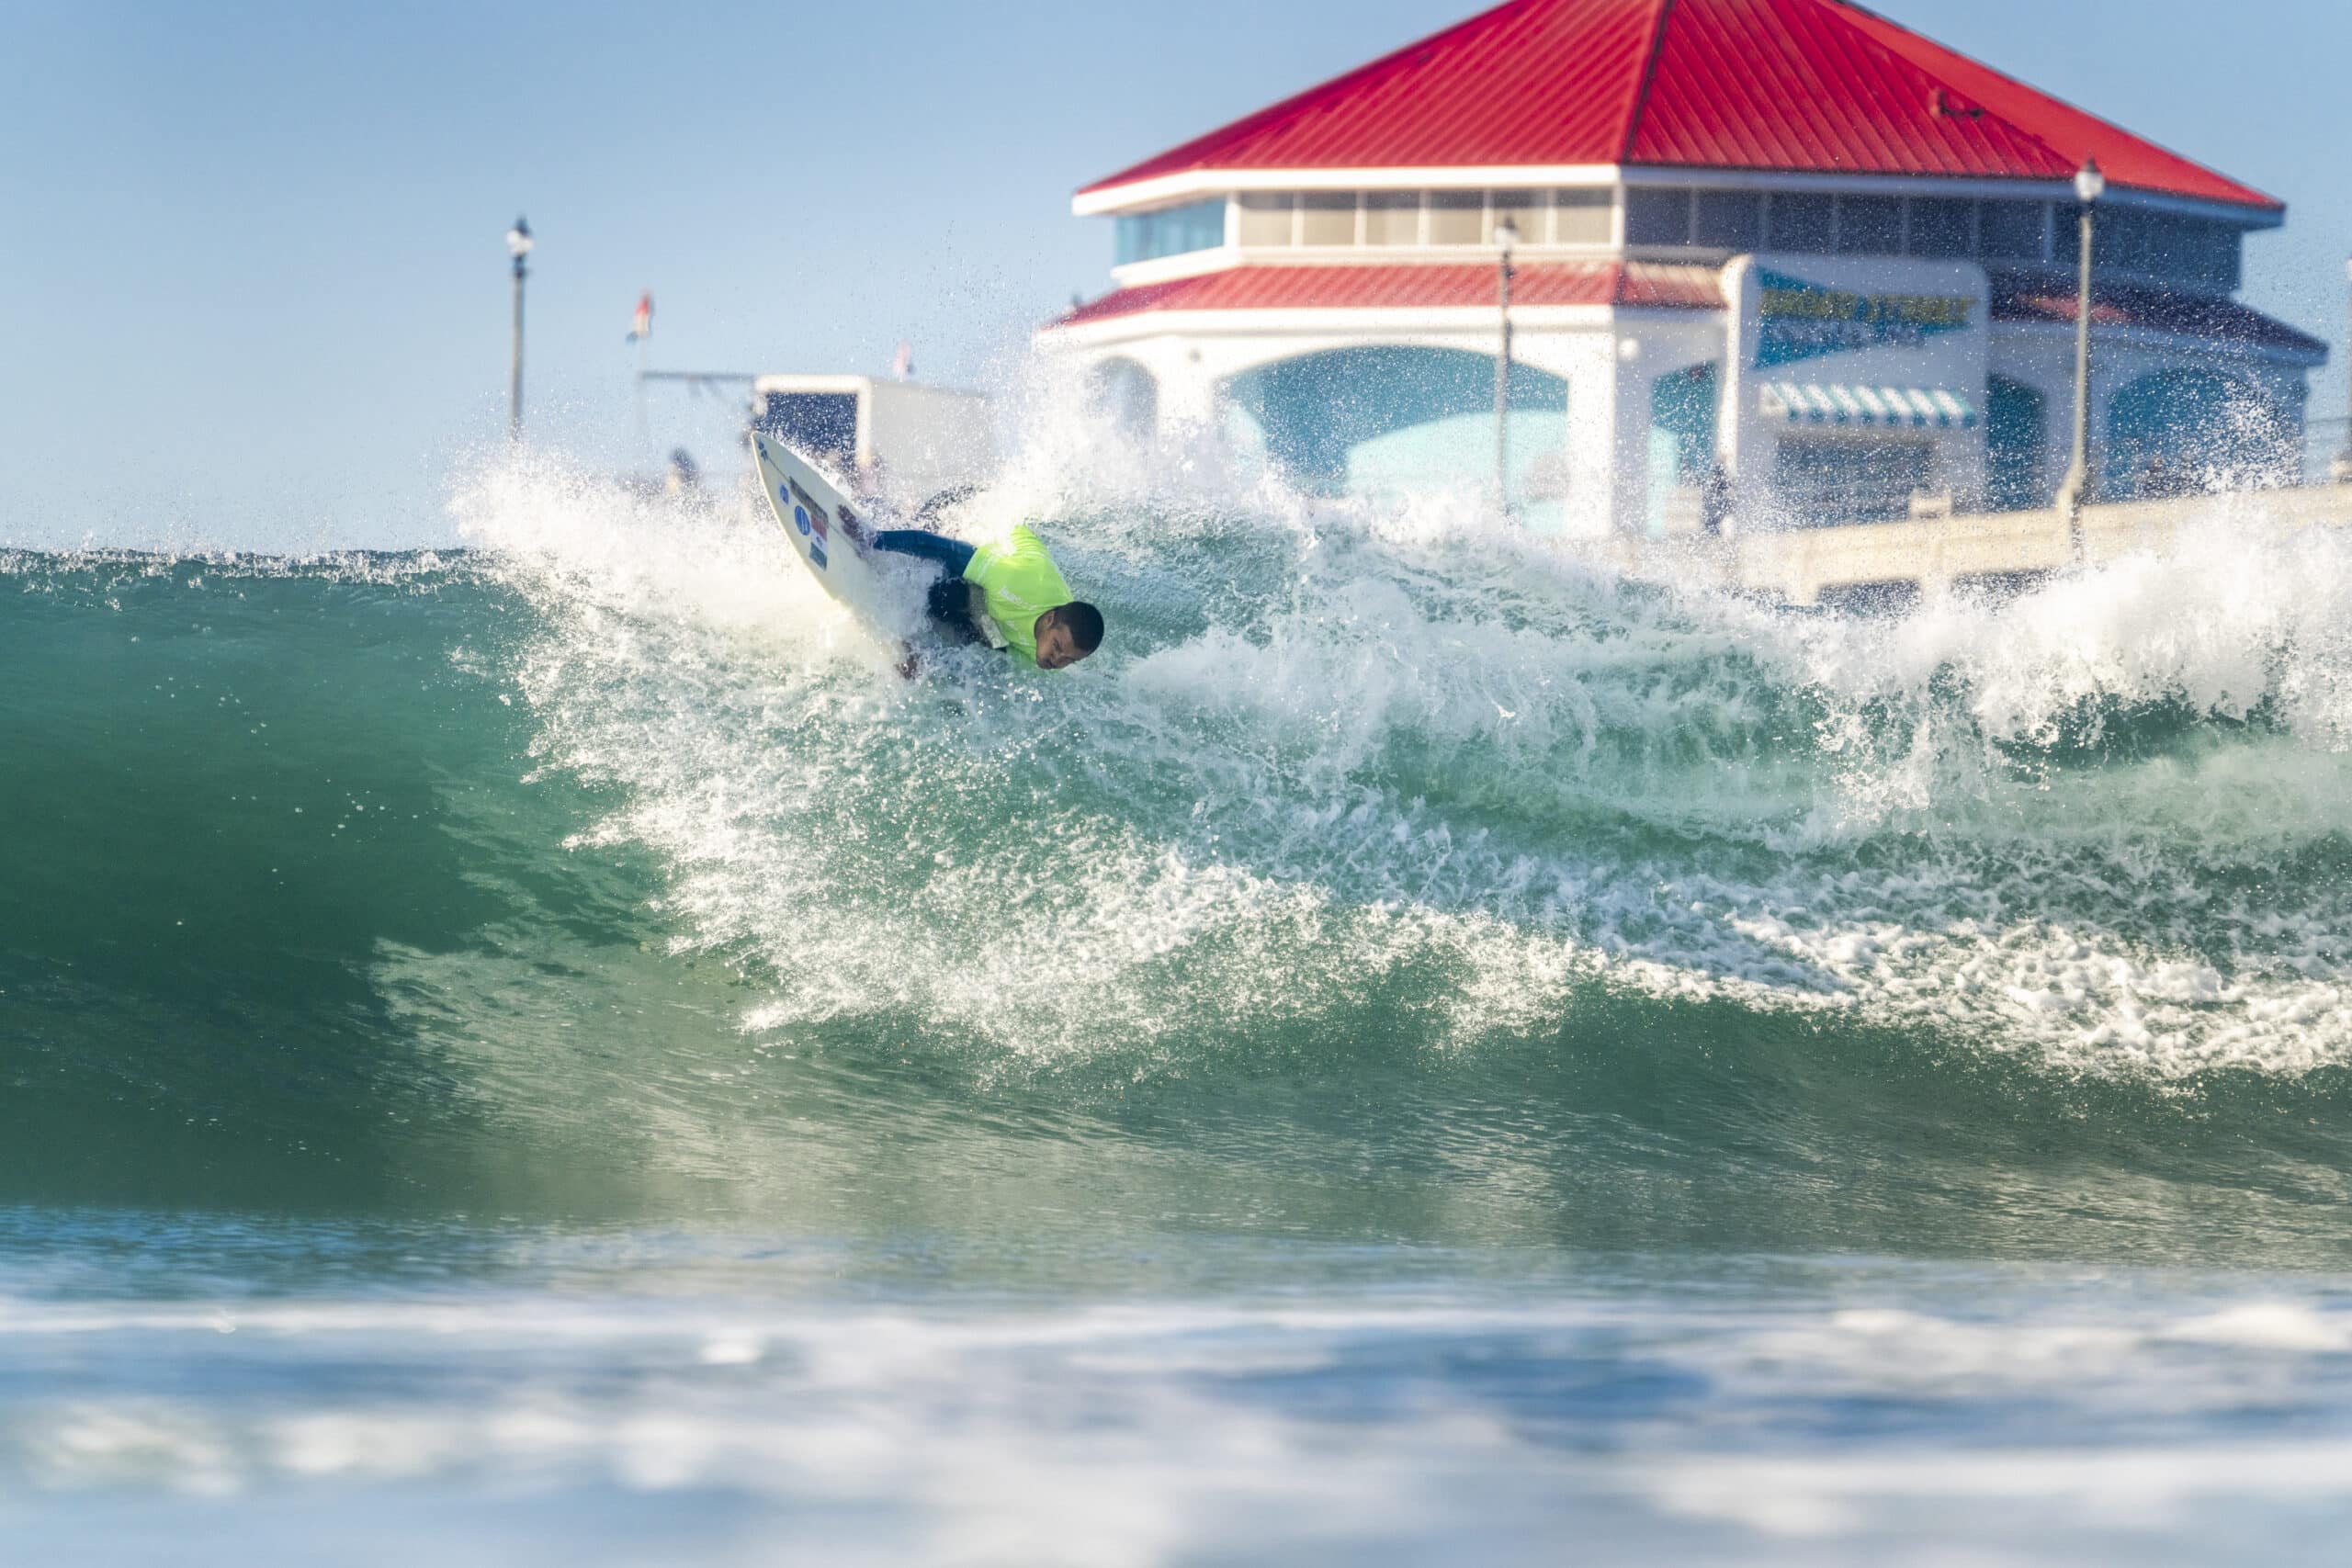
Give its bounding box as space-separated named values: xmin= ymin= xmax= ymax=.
xmin=2074 ymin=158 xmax=2106 ymax=206
xmin=506 ymin=217 xmax=534 ymax=259
xmin=1494 ymin=214 xmax=1520 ymax=259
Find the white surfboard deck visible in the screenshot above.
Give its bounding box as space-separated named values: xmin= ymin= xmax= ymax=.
xmin=750 ymin=434 xmax=910 ymax=641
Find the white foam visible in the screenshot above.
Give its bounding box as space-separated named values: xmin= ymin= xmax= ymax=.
xmin=448 ymin=413 xmax=2352 ymax=1078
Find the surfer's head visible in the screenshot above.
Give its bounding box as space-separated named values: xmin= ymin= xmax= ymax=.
xmin=1034 ymin=603 xmax=1103 ymax=671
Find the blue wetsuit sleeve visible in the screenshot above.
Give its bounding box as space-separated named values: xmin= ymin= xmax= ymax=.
xmin=872 ymin=529 xmax=976 ymax=578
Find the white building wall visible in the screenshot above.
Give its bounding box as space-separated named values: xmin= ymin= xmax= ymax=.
xmin=1607 ymin=313 xmax=1732 ymax=534
xmin=1538 ymin=330 xmax=1628 ymax=536
xmin=1047 ymin=299 xmax=2319 ymax=533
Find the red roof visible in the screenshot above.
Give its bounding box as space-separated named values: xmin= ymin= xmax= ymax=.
xmin=1054 ymin=262 xmax=1723 ymax=326
xmin=1081 ymin=0 xmax=2277 ymax=211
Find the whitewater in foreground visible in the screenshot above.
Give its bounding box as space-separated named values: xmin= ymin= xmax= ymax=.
xmin=8 ymin=423 xmax=2352 ymax=1563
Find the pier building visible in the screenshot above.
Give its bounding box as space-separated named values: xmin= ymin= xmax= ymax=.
xmin=1042 ymin=0 xmax=2325 ymax=534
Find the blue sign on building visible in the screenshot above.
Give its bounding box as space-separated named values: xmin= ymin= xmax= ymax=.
xmin=1752 ymin=267 xmax=1976 ymax=368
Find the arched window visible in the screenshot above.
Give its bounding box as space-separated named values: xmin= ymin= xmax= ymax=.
xmin=1646 ymin=364 xmax=1720 ymax=533
xmin=1984 ymin=376 xmax=2049 ymax=513
xmin=1222 ymin=347 xmax=1568 ymax=506
xmin=2106 ymin=369 xmax=2289 ymax=499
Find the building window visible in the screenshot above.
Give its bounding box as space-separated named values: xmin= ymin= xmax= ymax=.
xmin=1625 ymin=188 xmax=1691 ymax=246
xmin=1428 ymin=191 xmax=1486 ymax=245
xmin=1114 ymin=198 xmax=1228 ymax=265
xmin=1492 ymin=190 xmax=1548 ymax=246
xmin=2097 ymin=208 xmax=2156 ymax=276
xmin=2178 ymin=220 xmax=2242 ymax=291
xmin=1770 ymin=194 xmax=1834 ymax=253
xmin=1981 ymin=201 xmax=2050 ymax=261
xmin=1555 ymin=188 xmax=1612 ymax=245
xmin=2098 ymin=209 xmax=2244 ymax=291
xmin=1694 ymin=192 xmax=1762 ymax=251
xmin=1775 ymin=435 xmax=1937 ymax=525
xmin=1364 ymin=192 xmax=1422 ymax=246
xmin=1837 ymin=196 xmax=1903 ymax=255
xmin=1238 ymin=193 xmax=1296 ymax=247
xmin=1301 ymin=192 xmax=1359 ymax=246
xmin=1907 ymin=197 xmax=1974 ymax=258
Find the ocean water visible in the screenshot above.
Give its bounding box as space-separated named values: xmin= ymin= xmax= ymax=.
xmin=8 ymin=434 xmax=2352 ymax=1562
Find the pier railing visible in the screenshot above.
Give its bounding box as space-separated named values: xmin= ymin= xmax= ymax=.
xmin=1602 ymin=481 xmax=2352 ymax=607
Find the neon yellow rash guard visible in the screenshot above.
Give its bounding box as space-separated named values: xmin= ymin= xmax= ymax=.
xmin=961 ymin=525 xmax=1073 ymax=666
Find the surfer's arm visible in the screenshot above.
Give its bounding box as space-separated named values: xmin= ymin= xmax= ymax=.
xmin=871 ymin=530 xmax=976 ymax=578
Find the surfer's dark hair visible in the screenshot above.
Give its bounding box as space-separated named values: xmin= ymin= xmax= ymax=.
xmin=1054 ymin=602 xmax=1104 ymax=654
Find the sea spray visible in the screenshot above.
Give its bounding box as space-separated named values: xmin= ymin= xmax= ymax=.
xmin=440 ymin=436 xmax=2352 ymax=1077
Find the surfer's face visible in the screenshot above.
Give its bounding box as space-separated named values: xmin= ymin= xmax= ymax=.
xmin=1034 ymin=615 xmax=1091 ymax=671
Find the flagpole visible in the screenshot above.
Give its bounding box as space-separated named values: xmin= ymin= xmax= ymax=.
xmin=635 ymin=333 xmax=650 ymax=462
xmin=628 ymin=292 xmax=654 ymax=467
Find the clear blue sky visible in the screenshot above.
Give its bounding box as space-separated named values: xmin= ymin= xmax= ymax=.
xmin=5 ymin=0 xmax=2347 ymax=548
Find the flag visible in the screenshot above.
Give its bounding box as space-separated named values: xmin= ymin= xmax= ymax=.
xmin=626 ymin=292 xmax=653 ymax=343
xmin=892 ymin=340 xmax=914 ymax=381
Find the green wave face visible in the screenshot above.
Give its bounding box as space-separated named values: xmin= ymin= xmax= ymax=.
xmin=9 ymin=465 xmax=2352 ymax=1273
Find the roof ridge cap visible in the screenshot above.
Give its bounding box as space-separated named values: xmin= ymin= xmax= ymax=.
xmin=1621 ymin=0 xmax=1679 ymax=164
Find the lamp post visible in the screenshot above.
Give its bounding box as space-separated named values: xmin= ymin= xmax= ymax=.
xmin=506 ymin=217 xmax=534 ymax=441
xmin=2335 ymin=255 xmax=2352 ymax=485
xmin=1494 ymin=213 xmax=1520 ymax=514
xmin=2054 ymin=159 xmax=2103 ymax=542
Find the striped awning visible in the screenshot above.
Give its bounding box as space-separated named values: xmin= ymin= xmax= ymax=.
xmin=1759 ymin=382 xmax=1978 ymax=429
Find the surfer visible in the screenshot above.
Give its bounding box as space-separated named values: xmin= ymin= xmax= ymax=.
xmin=861 ymin=523 xmax=1104 ymax=671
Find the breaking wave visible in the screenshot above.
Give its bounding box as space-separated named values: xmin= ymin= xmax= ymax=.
xmin=9 ymin=421 xmax=2352 ymax=1258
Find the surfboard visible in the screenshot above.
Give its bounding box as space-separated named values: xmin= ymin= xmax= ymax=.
xmin=750 ymin=433 xmax=907 ymax=639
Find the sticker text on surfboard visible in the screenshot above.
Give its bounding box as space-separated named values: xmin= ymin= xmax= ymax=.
xmin=786 ymin=476 xmax=831 ymax=570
